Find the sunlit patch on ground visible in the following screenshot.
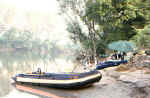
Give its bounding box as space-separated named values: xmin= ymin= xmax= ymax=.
xmin=4 ymin=89 xmax=39 ymax=98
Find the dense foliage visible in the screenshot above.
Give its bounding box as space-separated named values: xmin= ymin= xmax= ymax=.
xmin=58 ymin=0 xmax=150 ymax=60
xmin=131 ymin=24 xmax=150 ymax=49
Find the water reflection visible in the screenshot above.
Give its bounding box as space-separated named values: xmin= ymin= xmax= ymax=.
xmin=0 ymin=49 xmax=40 ymax=97
xmin=0 ymin=73 xmax=11 ymax=97
xmin=13 ymin=83 xmax=64 ymax=98
xmin=0 ymin=46 xmax=78 ymax=97
xmin=11 ymin=82 xmax=93 ymax=98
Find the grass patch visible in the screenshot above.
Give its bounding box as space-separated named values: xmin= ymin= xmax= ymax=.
xmin=144 ymin=71 xmax=150 ymax=74
xmin=115 ymin=65 xmax=130 ymax=72
xmin=144 ymin=70 xmax=150 ymax=74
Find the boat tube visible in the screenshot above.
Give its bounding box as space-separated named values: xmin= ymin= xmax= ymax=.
xmin=96 ymin=60 xmax=128 ymax=70
xmin=12 ymin=70 xmax=102 ymax=88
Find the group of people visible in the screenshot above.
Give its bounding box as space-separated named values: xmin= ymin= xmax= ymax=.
xmin=111 ymin=51 xmax=126 ymax=60
xmin=83 ymin=51 xmax=127 ymax=70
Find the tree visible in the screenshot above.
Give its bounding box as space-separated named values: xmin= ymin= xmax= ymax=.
xmin=58 ymin=0 xmax=102 ymax=63
xmin=131 ymin=25 xmax=150 ymax=49
xmin=58 ymin=0 xmax=150 ymax=63
xmin=85 ymin=0 xmax=150 ymax=40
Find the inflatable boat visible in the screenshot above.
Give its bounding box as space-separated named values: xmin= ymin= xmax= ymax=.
xmin=96 ymin=60 xmax=128 ymax=70
xmin=12 ymin=70 xmax=102 ymax=88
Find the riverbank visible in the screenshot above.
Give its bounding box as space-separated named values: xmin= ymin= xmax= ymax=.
xmin=97 ymin=66 xmax=150 ymax=98
xmin=70 ymin=60 xmax=150 ymax=98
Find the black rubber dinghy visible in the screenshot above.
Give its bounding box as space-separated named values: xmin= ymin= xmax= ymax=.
xmin=12 ymin=70 xmax=102 ymax=89
xmin=96 ymin=60 xmax=128 ymax=70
